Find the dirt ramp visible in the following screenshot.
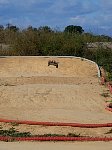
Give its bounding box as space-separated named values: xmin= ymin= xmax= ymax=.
xmin=0 ymin=57 xmax=97 ymax=77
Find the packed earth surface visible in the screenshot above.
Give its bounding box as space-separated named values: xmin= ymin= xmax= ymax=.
xmin=0 ymin=56 xmax=112 ymax=149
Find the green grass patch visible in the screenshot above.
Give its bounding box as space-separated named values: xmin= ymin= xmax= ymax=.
xmin=100 ymin=92 xmax=110 ymax=97
xmin=0 ymin=128 xmax=82 ymax=138
xmin=105 ymin=129 xmax=112 ymax=134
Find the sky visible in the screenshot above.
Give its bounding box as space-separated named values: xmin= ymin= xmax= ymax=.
xmin=0 ymin=0 xmax=112 ymax=36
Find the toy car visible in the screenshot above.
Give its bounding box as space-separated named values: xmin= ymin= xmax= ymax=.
xmin=48 ymin=60 xmax=58 ymax=68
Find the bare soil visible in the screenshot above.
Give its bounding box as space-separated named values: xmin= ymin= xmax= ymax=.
xmin=0 ymin=57 xmax=112 ymax=147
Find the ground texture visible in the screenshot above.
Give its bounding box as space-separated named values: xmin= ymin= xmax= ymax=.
xmin=0 ymin=56 xmax=112 ymax=148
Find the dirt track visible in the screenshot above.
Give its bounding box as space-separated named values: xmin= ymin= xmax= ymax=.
xmin=0 ymin=57 xmax=97 ymax=77
xmin=0 ymin=56 xmax=112 ymax=143
xmin=0 ymin=57 xmax=111 ymax=123
xmin=0 ymin=141 xmax=112 ymax=150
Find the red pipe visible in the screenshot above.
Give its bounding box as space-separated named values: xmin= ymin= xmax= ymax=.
xmin=107 ymin=82 xmax=112 ymax=94
xmin=0 ymin=136 xmax=112 ymax=141
xmin=101 ymin=77 xmax=106 ymax=85
xmin=100 ymin=76 xmax=112 ymax=113
xmin=0 ymin=118 xmax=112 ymax=128
xmin=105 ymin=82 xmax=112 ymax=112
xmin=105 ymin=106 xmax=112 ymax=112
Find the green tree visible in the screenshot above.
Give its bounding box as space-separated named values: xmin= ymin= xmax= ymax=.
xmin=6 ymin=23 xmax=19 ymax=32
xmin=26 ymin=26 xmax=37 ymax=31
xmin=64 ymin=25 xmax=84 ymax=34
xmin=0 ymin=25 xmax=4 ymax=31
xmin=38 ymin=26 xmax=53 ymax=33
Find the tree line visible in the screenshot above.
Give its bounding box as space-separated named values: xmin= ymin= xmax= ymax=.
xmin=0 ymin=24 xmax=112 ymax=80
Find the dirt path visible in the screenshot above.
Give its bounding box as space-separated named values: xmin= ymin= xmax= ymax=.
xmin=0 ymin=57 xmax=112 ymax=144
xmin=0 ymin=76 xmax=111 ymax=123
xmin=0 ymin=141 xmax=112 ymax=150
xmin=0 ymin=57 xmax=111 ymax=122
xmin=0 ymin=57 xmax=97 ymax=77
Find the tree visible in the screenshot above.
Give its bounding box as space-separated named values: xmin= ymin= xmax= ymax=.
xmin=64 ymin=25 xmax=84 ymax=34
xmin=6 ymin=23 xmax=19 ymax=32
xmin=0 ymin=25 xmax=5 ymax=43
xmin=26 ymin=26 xmax=37 ymax=31
xmin=38 ymin=26 xmax=53 ymax=33
xmin=0 ymin=25 xmax=4 ymax=31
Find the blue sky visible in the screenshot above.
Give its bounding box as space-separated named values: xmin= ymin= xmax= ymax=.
xmin=0 ymin=0 xmax=112 ymax=36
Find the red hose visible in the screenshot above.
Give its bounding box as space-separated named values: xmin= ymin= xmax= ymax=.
xmin=101 ymin=77 xmax=106 ymax=85
xmin=0 ymin=118 xmax=112 ymax=128
xmin=0 ymin=118 xmax=112 ymax=142
xmin=105 ymin=106 xmax=112 ymax=112
xmin=100 ymin=76 xmax=112 ymax=113
xmin=105 ymin=82 xmax=112 ymax=112
xmin=0 ymin=136 xmax=112 ymax=141
xmin=107 ymin=82 xmax=112 ymax=94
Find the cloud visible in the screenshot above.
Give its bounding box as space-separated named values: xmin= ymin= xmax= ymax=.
xmin=46 ymin=0 xmax=99 ymax=16
xmin=0 ymin=0 xmax=112 ymax=35
xmin=0 ymin=0 xmax=9 ymax=4
xmin=100 ymin=0 xmax=112 ymax=10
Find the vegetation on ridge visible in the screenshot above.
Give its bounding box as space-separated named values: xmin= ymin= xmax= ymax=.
xmin=0 ymin=24 xmax=112 ymax=80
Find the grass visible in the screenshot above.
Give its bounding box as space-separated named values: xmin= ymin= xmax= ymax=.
xmin=0 ymin=127 xmax=31 ymax=137
xmin=36 ymin=133 xmax=81 ymax=137
xmin=105 ymin=100 xmax=112 ymax=103
xmin=100 ymin=92 xmax=110 ymax=97
xmin=105 ymin=129 xmax=112 ymax=134
xmin=0 ymin=127 xmax=82 ymax=138
xmin=10 ymin=122 xmax=19 ymax=126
